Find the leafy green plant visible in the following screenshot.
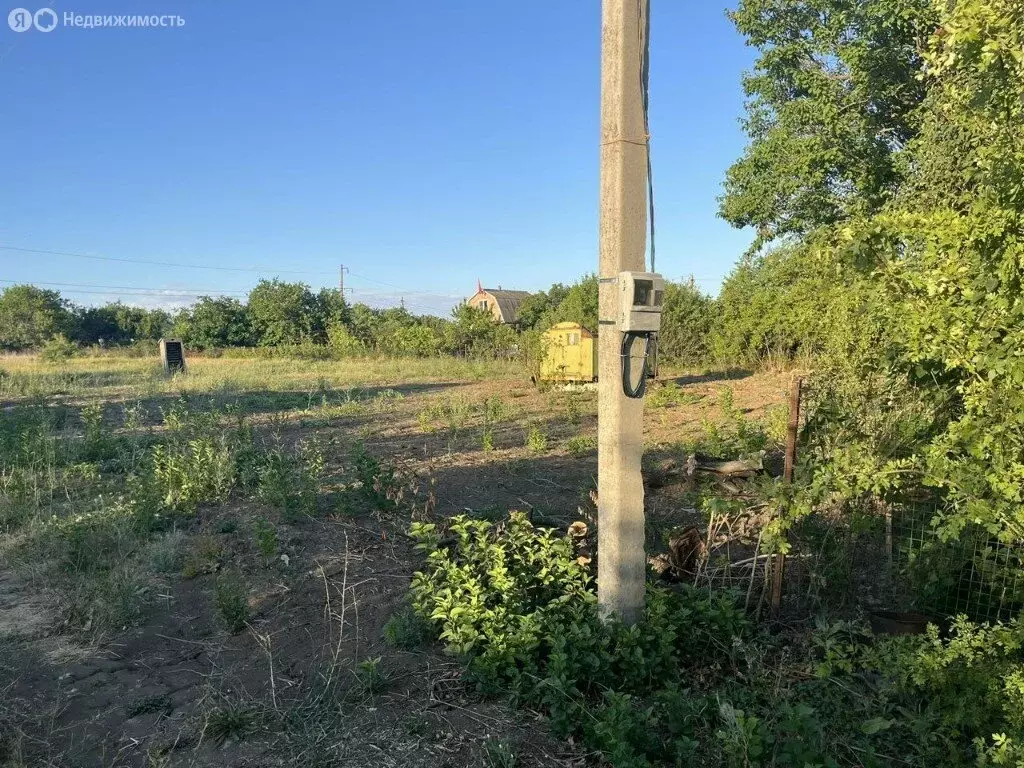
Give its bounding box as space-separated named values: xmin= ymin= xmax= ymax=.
xmin=354 ymin=657 xmax=386 ymax=693
xmin=252 ymin=518 xmax=277 ymax=557
xmin=205 ymin=703 xmax=255 ymax=744
xmin=214 ymin=571 xmax=249 ymax=633
xmin=408 ymin=513 xmax=750 ymax=766
xmin=78 ymin=402 xmax=117 ymax=463
xmin=39 ymin=334 xmax=78 ymax=363
xmin=383 ymin=605 xmax=432 ymax=649
xmin=350 ymin=443 xmax=405 ymax=512
xmin=526 ymin=425 xmax=548 ymax=453
xmin=256 ymin=438 xmax=323 ymax=521
xmin=152 ymin=432 xmax=237 ymax=513
xmin=566 ymin=435 xmax=597 ymax=457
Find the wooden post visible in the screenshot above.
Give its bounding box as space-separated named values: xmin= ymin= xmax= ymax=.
xmin=771 ymin=376 xmax=802 ymax=616
xmin=596 ymin=0 xmax=650 ymax=625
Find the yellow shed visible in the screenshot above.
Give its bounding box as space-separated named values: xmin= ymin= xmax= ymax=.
xmin=540 ymin=322 xmax=597 ymax=383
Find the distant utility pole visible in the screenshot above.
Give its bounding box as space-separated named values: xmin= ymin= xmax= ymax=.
xmin=339 ymin=264 xmax=348 ymax=295
xmin=597 ymin=0 xmax=650 ymax=625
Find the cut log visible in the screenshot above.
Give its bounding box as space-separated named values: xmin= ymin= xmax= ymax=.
xmin=694 ymin=453 xmax=764 ymax=478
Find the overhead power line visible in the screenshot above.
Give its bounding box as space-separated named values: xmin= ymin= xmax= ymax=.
xmin=0 ymin=245 xmax=334 ymax=276
xmin=0 ymin=278 xmax=248 ymax=295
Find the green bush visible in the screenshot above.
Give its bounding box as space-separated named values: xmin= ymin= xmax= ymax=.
xmin=409 ymin=513 xmax=749 ymax=766
xmin=566 ymin=435 xmax=597 ymax=457
xmin=256 ymin=439 xmax=323 ymax=521
xmin=409 ymin=511 xmax=1024 ymax=767
xmin=40 ymin=334 xmax=79 ymax=363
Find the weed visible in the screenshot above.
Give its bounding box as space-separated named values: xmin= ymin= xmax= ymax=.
xmin=409 ymin=513 xmax=750 ymax=766
xmin=68 ymin=564 xmax=149 ymax=632
xmin=482 ymin=427 xmax=495 ymax=452
xmin=647 ymin=381 xmax=702 ymax=409
xmin=39 ymin=334 xmax=78 ymax=363
xmin=215 ymin=518 xmax=237 ymax=534
xmin=350 ymin=443 xmax=405 ymax=512
xmin=566 ymin=435 xmax=597 ymax=457
xmin=354 ymin=657 xmax=386 ymax=693
xmin=147 ymin=530 xmax=184 ymax=574
xmin=182 ymin=535 xmax=222 ymax=579
xmin=484 ymin=739 xmax=518 ymax=768
xmin=257 ymin=438 xmax=323 ymax=521
xmin=383 ymin=605 xmax=431 ymax=649
xmin=152 ymin=434 xmax=237 ymax=513
xmin=126 ymin=694 xmax=172 ymax=719
xmin=526 ymin=425 xmax=548 ymax=453
xmin=565 ymin=394 xmax=582 ymax=425
xmin=417 ymin=408 xmax=435 ymax=434
xmin=405 ymin=713 xmax=431 ymax=737
xmin=79 ymin=402 xmax=119 ymax=463
xmin=253 ymin=517 xmax=278 ymax=557
xmin=214 ymin=570 xmax=249 ymax=633
xmin=205 ymin=703 xmax=254 ymax=744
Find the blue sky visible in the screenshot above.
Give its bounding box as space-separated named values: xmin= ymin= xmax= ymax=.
xmin=1 ymin=1 xmax=756 ymax=316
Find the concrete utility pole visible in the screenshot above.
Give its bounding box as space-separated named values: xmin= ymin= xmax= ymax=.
xmin=339 ymin=264 xmax=348 ymax=295
xmin=597 ymin=0 xmax=650 ymax=625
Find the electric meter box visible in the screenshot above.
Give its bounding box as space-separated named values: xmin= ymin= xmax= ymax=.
xmin=617 ymin=271 xmax=664 ymax=333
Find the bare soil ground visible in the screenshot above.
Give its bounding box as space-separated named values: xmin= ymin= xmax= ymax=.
xmin=0 ymin=358 xmax=792 ymax=767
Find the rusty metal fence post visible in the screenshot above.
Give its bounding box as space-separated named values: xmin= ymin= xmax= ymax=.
xmin=771 ymin=377 xmax=803 ymax=616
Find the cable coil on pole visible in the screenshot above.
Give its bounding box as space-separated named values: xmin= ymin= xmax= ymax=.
xmin=620 ymin=331 xmax=651 ymax=399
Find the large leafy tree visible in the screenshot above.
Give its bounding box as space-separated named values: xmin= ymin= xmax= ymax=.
xmin=858 ymin=0 xmax=1024 ymax=541
xmin=247 ymin=280 xmax=319 ymax=347
xmin=73 ymin=303 xmax=170 ymax=344
xmin=0 ymin=285 xmax=72 ymax=350
xmin=722 ymin=0 xmax=935 ymax=248
xmin=657 ymin=279 xmax=716 ymax=364
xmin=178 ymin=296 xmax=252 ymax=349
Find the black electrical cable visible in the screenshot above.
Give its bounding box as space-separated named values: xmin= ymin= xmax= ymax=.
xmin=621 ymin=332 xmax=651 ymax=399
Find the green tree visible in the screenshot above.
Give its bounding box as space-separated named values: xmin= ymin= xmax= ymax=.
xmin=657 ymin=278 xmax=716 ymax=364
xmin=0 ymin=285 xmax=72 ymax=350
xmin=722 ymin=0 xmax=936 ymax=249
xmin=134 ymin=308 xmax=171 ymax=340
xmin=73 ymin=304 xmax=122 ymax=345
xmin=443 ymin=303 xmax=498 ymax=355
xmin=389 ymin=324 xmax=442 ymax=357
xmin=315 ymin=288 xmax=350 ymax=340
xmin=179 ymin=296 xmax=251 ymax=349
xmin=851 ymin=0 xmax=1024 ymax=542
xmin=516 ymin=284 xmax=570 ymax=330
xmin=247 ymin=280 xmax=319 ymax=347
xmin=549 ymin=275 xmax=599 ymax=332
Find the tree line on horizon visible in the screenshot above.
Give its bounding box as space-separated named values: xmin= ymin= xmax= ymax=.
xmin=0 ymin=274 xmax=726 ymax=364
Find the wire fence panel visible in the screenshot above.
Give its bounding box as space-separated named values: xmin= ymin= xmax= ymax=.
xmin=891 ymin=501 xmax=1024 ymax=623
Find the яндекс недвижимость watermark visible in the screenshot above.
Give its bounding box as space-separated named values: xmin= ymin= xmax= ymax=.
xmin=8 ymin=7 xmax=185 ymax=32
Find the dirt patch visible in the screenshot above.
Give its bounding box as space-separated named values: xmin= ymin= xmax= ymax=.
xmin=0 ymin=361 xmax=791 ymax=767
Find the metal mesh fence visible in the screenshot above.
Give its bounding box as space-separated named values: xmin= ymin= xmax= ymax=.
xmin=890 ymin=501 xmax=1024 ymax=623
xmin=769 ymin=501 xmax=1024 ymax=622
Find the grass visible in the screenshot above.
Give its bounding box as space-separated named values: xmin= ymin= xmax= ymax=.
xmin=214 ymin=570 xmax=250 ymax=633
xmin=205 ymin=703 xmax=255 ymax=744
xmin=0 ymin=350 xmax=794 ymax=766
xmin=354 ymin=657 xmax=386 ymax=694
xmin=484 ymin=739 xmax=518 ymax=768
xmin=383 ymin=605 xmax=431 ymax=649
